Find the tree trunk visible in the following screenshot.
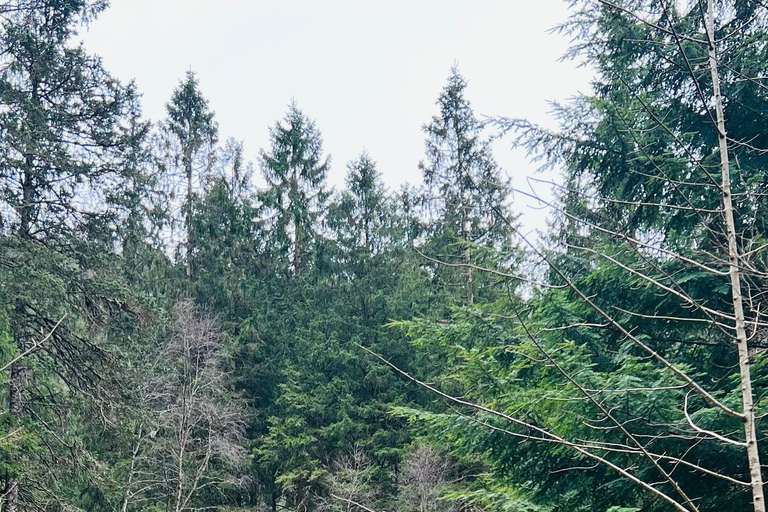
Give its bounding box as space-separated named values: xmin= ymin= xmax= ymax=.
xmin=185 ymin=148 xmax=194 ymax=279
xmin=5 ymin=293 xmax=29 ymax=512
xmin=707 ymin=2 xmax=765 ymax=510
xmin=120 ymin=425 xmax=144 ymax=512
xmin=455 ymin=124 xmax=473 ymax=306
xmin=4 ymin=123 xmax=37 ymax=512
xmin=462 ymin=193 xmax=473 ymax=306
xmin=3 ymin=358 xmax=23 ymax=512
xmin=294 ymin=211 xmax=302 ymax=275
xmin=291 ymin=175 xmax=302 ymax=276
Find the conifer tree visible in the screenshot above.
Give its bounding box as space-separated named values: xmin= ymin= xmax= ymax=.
xmin=190 ymin=139 xmax=263 ymax=319
xmin=259 ymin=101 xmax=330 ymax=277
xmin=0 ymin=1 xmax=146 ymax=509
xmin=330 ymin=152 xmax=390 ymax=265
xmin=420 ymin=68 xmax=515 ymax=305
xmin=162 ymin=71 xmax=218 ymax=278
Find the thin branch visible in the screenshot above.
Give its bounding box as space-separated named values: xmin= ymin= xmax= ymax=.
xmin=415 ymin=248 xmax=565 ymax=289
xmin=466 ymin=172 xmax=744 ymax=419
xmin=0 ymin=314 xmax=66 ymax=373
xmin=514 ymin=187 xmax=729 ymax=277
xmin=510 ymin=301 xmax=699 ymax=511
xmin=595 ymin=0 xmax=709 ymax=45
xmin=331 ymin=493 xmax=379 ymax=512
xmin=570 ymin=244 xmax=739 ymax=323
xmin=684 ymin=391 xmax=747 ymax=447
xmin=357 ymin=343 xmax=692 ymax=512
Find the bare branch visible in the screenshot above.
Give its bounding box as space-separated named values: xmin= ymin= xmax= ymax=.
xmin=0 ymin=314 xmax=66 ymax=373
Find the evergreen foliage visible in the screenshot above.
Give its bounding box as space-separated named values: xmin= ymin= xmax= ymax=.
xmin=2 ymin=1 xmax=768 ymax=512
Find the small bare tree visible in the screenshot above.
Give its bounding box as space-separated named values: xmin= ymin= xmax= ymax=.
xmin=120 ymin=300 xmax=246 ymax=512
xmin=400 ymin=445 xmax=455 ymax=512
xmin=324 ymin=446 xmax=377 ymax=512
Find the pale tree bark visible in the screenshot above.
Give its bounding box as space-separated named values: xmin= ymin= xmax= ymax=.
xmin=120 ymin=424 xmax=144 ymax=512
xmin=140 ymin=300 xmax=246 ymax=512
xmin=380 ymin=2 xmax=768 ymax=512
xmin=705 ymin=1 xmax=765 ymax=510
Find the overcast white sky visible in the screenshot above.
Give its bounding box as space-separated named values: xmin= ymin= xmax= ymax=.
xmin=79 ymin=0 xmax=593 ymax=237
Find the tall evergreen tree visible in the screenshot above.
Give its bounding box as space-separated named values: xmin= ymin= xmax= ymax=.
xmin=329 ymin=152 xmax=391 ymax=267
xmin=419 ymin=68 xmax=516 ymax=305
xmin=162 ymin=70 xmax=218 ymax=278
xmin=190 ymin=139 xmax=264 ymax=320
xmin=259 ymin=101 xmax=330 ymax=277
xmin=0 ymin=1 xmax=147 ymax=509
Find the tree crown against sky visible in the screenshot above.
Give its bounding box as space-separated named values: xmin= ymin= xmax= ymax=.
xmin=3 ymin=2 xmax=768 ymax=512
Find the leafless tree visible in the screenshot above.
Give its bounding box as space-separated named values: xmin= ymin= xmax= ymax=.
xmin=400 ymin=445 xmax=455 ymax=512
xmin=322 ymin=446 xmax=377 ymax=512
xmin=119 ymin=300 xmax=247 ymax=512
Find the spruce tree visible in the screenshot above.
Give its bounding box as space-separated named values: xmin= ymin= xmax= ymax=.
xmin=419 ymin=68 xmax=516 ymax=305
xmin=329 ymin=152 xmax=390 ymax=265
xmin=259 ymin=101 xmax=330 ymax=277
xmin=162 ymin=70 xmax=218 ymax=278
xmin=0 ymin=1 xmax=146 ymax=509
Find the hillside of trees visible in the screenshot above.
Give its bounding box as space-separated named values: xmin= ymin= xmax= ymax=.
xmin=3 ymin=1 xmax=768 ymax=511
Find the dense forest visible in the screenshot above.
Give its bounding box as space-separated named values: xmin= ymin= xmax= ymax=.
xmin=2 ymin=0 xmax=768 ymax=511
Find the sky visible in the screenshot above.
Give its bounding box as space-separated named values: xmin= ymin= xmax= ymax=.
xmin=79 ymin=0 xmax=593 ymax=237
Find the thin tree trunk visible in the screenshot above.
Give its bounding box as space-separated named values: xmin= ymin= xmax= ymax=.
xmin=454 ymin=120 xmax=473 ymax=306
xmin=174 ymin=426 xmax=187 ymax=512
xmin=5 ymin=241 xmax=29 ymax=512
xmin=3 ymin=358 xmax=22 ymax=512
xmin=706 ymin=2 xmax=765 ymax=510
xmin=4 ymin=109 xmax=37 ymax=510
xmin=465 ymin=232 xmax=473 ymax=305
xmin=294 ymin=212 xmax=302 ymax=275
xmin=174 ymin=378 xmax=190 ymax=512
xmin=291 ymin=175 xmax=302 ymax=276
xmin=4 ymin=297 xmax=28 ymax=512
xmin=121 ymin=424 xmax=144 ymax=512
xmin=457 ymin=174 xmax=473 ymax=305
xmin=185 ymin=148 xmax=193 ymax=279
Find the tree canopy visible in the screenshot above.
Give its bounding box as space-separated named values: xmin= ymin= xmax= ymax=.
xmin=3 ymin=1 xmax=768 ymax=512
